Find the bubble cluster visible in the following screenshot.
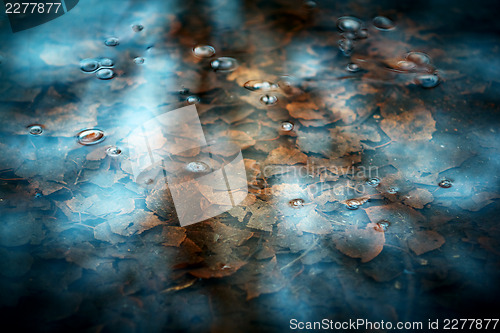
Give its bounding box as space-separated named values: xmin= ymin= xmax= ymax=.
xmin=260 ymin=95 xmax=278 ymax=105
xmin=390 ymin=52 xmax=440 ymax=88
xmin=80 ymin=58 xmax=115 ymax=80
xmin=28 ymin=124 xmax=43 ymax=136
xmin=106 ymin=146 xmax=122 ymax=156
xmin=372 ymin=16 xmax=395 ymax=30
xmin=193 ymin=45 xmax=216 ymax=58
xmin=186 ymin=161 xmax=210 ymax=173
xmin=211 ymin=57 xmax=239 ymax=72
xmin=336 ymin=16 xmax=368 ymax=56
xmin=77 ymin=129 xmax=106 ymax=145
xmin=289 ymin=198 xmax=305 ymax=208
xmin=243 ymin=80 xmax=279 ymax=92
xmin=104 ymin=37 xmax=120 ymax=47
xmin=438 ymin=179 xmax=452 ymax=188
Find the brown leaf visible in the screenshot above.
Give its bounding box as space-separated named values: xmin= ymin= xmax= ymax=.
xmin=380 ymin=107 xmax=436 ymax=141
xmin=408 ymin=230 xmax=445 ymax=255
xmin=403 ymin=188 xmax=434 ymax=209
xmin=333 ymin=223 xmax=385 ymax=262
xmin=265 ymin=146 xmax=308 ymax=165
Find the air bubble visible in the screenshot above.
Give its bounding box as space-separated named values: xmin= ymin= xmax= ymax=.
xmin=345 ymin=199 xmax=361 ymax=210
xmin=260 ymin=95 xmax=278 ymax=105
xmin=337 ymin=16 xmax=362 ymax=32
xmin=396 ymin=60 xmax=416 ymax=71
xmin=388 ymin=187 xmax=398 ymax=194
xmin=28 ymin=125 xmax=43 ymax=136
xmin=366 ymin=177 xmax=380 ymax=186
xmin=289 ymin=198 xmax=305 ymax=208
xmin=356 ymin=29 xmax=368 ymax=39
xmin=406 ymin=52 xmax=431 ymax=65
xmin=374 ymin=220 xmax=391 ymax=232
xmin=106 ymin=146 xmax=122 ymax=156
xmin=77 ymin=129 xmax=105 ymax=145
xmin=438 ymin=179 xmax=452 ymax=188
xmin=96 ymin=68 xmax=115 ymax=80
xmin=186 ymin=161 xmax=210 ymax=173
xmin=346 ymin=63 xmax=360 ymax=72
xmin=416 ymin=74 xmax=439 ymax=88
xmin=280 ymin=121 xmax=294 ymax=132
xmin=243 ymin=80 xmax=278 ymax=92
xmin=211 ymin=57 xmax=238 ymax=72
xmin=132 ymin=24 xmax=144 ymax=32
xmin=338 ymin=38 xmax=354 ymax=56
xmin=186 ymin=95 xmax=200 ymax=104
xmin=104 ymin=37 xmax=120 ymax=47
xmin=193 ymin=45 xmax=216 ymax=58
xmin=80 ymin=58 xmax=100 ymax=73
xmin=134 ymin=57 xmax=145 ymax=65
xmin=98 ymin=58 xmax=114 ymax=67
xmin=372 ymin=16 xmax=395 ymax=30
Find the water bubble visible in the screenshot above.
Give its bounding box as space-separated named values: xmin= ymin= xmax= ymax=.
xmin=34 ymin=189 xmax=43 ymax=198
xmin=211 ymin=57 xmax=239 ymax=72
xmin=337 ymin=16 xmax=362 ymax=32
xmin=346 ymin=63 xmax=360 ymax=72
xmin=438 ymin=179 xmax=452 ymax=188
xmin=96 ymin=68 xmax=115 ymax=80
xmin=388 ymin=187 xmax=398 ymax=194
xmin=186 ymin=161 xmax=210 ymax=173
xmin=396 ymin=60 xmax=417 ymax=71
xmin=345 ymin=199 xmax=361 ymax=210
xmin=77 ymin=129 xmax=105 ymax=145
xmin=132 ymin=24 xmax=144 ymax=32
xmin=106 ymin=146 xmax=122 ymax=156
xmin=338 ymin=38 xmax=354 ymax=56
xmin=260 ymin=95 xmax=278 ymax=105
xmin=406 ymin=52 xmax=431 ymax=65
xmin=133 ymin=57 xmax=145 ymax=65
xmin=243 ymin=80 xmax=278 ymax=92
xmin=416 ymin=74 xmax=439 ymax=88
xmin=374 ymin=220 xmax=391 ymax=232
xmin=289 ymin=198 xmax=305 ymax=208
xmin=186 ymin=95 xmax=200 ymax=104
xmin=372 ymin=16 xmax=395 ymax=30
xmin=356 ymin=29 xmax=368 ymax=39
xmin=80 ymin=58 xmax=100 ymax=73
xmin=280 ymin=121 xmax=294 ymax=132
xmin=304 ymin=1 xmax=317 ymax=8
xmin=366 ymin=177 xmax=380 ymax=186
xmin=98 ymin=58 xmax=114 ymax=67
xmin=104 ymin=37 xmax=120 ymax=47
xmin=193 ymin=45 xmax=216 ymax=58
xmin=28 ymin=125 xmax=43 ymax=136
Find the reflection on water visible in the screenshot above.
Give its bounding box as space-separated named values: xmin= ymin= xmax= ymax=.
xmin=1 ymin=0 xmax=500 ymax=332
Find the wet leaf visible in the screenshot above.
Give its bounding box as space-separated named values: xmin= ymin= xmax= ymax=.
xmin=408 ymin=230 xmax=445 ymax=255
xmin=333 ymin=223 xmax=385 ymax=263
